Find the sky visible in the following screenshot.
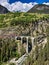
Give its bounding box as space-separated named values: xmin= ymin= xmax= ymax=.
xmin=9 ymin=0 xmax=49 ymax=4
xmin=0 ymin=0 xmax=49 ymax=12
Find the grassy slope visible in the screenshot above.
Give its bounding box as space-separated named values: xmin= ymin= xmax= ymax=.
xmin=0 ymin=12 xmax=49 ymax=28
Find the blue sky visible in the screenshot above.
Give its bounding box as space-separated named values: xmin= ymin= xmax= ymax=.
xmin=9 ymin=0 xmax=49 ymax=4
xmin=0 ymin=0 xmax=49 ymax=12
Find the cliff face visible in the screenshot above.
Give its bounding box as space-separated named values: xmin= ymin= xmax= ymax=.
xmin=0 ymin=12 xmax=49 ymax=38
xmin=0 ymin=19 xmax=48 ymax=38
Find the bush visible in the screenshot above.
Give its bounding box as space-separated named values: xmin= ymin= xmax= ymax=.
xmin=33 ymin=61 xmax=38 ymax=65
xmin=10 ymin=19 xmax=18 ymax=26
xmin=15 ymin=51 xmax=20 ymax=60
xmin=9 ymin=63 xmax=15 ymax=65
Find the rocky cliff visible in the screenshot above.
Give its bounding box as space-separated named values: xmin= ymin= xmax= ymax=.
xmin=0 ymin=19 xmax=48 ymax=38
xmin=0 ymin=12 xmax=49 ymax=38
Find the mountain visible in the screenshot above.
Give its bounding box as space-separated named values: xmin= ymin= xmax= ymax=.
xmin=28 ymin=4 xmax=49 ymax=14
xmin=0 ymin=5 xmax=9 ymax=14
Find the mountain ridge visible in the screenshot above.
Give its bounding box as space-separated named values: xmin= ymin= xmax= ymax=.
xmin=28 ymin=4 xmax=49 ymax=14
xmin=0 ymin=5 xmax=9 ymax=14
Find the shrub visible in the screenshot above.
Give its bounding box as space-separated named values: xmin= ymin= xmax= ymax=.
xmin=9 ymin=63 xmax=15 ymax=65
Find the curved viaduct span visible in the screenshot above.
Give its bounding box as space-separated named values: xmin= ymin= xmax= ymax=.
xmin=9 ymin=34 xmax=46 ymax=65
xmin=15 ymin=34 xmax=46 ymax=54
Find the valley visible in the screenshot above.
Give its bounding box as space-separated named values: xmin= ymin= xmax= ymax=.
xmin=0 ymin=12 xmax=49 ymax=65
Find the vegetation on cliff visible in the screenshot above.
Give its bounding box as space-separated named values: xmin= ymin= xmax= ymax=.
xmin=0 ymin=12 xmax=49 ymax=28
xmin=22 ymin=22 xmax=49 ymax=65
xmin=0 ymin=12 xmax=49 ymax=65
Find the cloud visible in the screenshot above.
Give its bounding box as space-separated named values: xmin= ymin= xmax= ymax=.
xmin=1 ymin=2 xmax=12 ymax=11
xmin=43 ymin=2 xmax=49 ymax=5
xmin=0 ymin=0 xmax=9 ymax=3
xmin=0 ymin=0 xmax=38 ymax=12
xmin=10 ymin=2 xmax=38 ymax=12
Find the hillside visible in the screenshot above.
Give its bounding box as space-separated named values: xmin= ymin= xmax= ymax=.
xmin=28 ymin=4 xmax=49 ymax=14
xmin=0 ymin=5 xmax=9 ymax=14
xmin=0 ymin=12 xmax=49 ymax=28
xmin=0 ymin=12 xmax=49 ymax=65
xmin=0 ymin=12 xmax=49 ymax=37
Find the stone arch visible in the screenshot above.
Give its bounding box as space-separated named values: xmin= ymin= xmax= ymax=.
xmin=15 ymin=36 xmax=35 ymax=53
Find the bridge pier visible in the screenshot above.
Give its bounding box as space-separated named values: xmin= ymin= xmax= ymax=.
xmin=26 ymin=37 xmax=29 ymax=54
xmin=21 ymin=37 xmax=23 ymax=44
xmin=15 ymin=36 xmax=35 ymax=54
xmin=31 ymin=37 xmax=34 ymax=48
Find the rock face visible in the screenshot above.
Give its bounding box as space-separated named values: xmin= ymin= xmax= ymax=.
xmin=0 ymin=20 xmax=48 ymax=38
xmin=28 ymin=4 xmax=49 ymax=14
xmin=0 ymin=5 xmax=9 ymax=14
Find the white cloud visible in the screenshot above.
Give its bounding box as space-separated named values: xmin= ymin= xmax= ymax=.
xmin=43 ymin=2 xmax=49 ymax=5
xmin=10 ymin=2 xmax=37 ymax=12
xmin=0 ymin=0 xmax=38 ymax=12
xmin=1 ymin=2 xmax=12 ymax=11
xmin=0 ymin=0 xmax=9 ymax=3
